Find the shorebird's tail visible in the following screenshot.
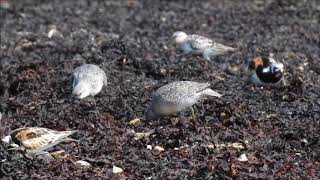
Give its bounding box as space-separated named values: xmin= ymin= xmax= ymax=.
xmin=203 ymin=45 xmax=237 ymax=60
xmin=215 ymin=43 xmax=237 ymax=53
xmin=201 ymin=88 xmax=222 ymax=98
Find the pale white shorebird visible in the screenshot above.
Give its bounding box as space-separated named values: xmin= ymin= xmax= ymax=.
xmin=146 ymin=81 xmax=222 ymax=121
xmin=72 ymin=64 xmax=107 ymax=99
xmin=2 ymin=127 xmax=78 ymax=158
xmin=172 ymin=31 xmax=237 ymax=61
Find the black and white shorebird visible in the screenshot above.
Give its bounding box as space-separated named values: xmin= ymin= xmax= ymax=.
xmin=249 ymin=56 xmax=284 ymax=85
xmin=172 ymin=31 xmax=237 ymax=61
xmin=72 ymin=64 xmax=107 ymax=99
xmin=146 ymin=81 xmax=222 ymax=121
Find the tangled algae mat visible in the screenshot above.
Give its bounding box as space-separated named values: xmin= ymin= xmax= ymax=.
xmin=0 ymin=0 xmax=319 ymax=179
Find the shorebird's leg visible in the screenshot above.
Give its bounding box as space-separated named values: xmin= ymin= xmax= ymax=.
xmin=20 ymin=149 xmax=34 ymax=160
xmin=203 ymin=49 xmax=212 ymax=61
xmin=89 ymin=96 xmax=100 ymax=119
xmin=34 ymin=151 xmax=50 ymax=159
xmin=178 ymin=111 xmax=188 ymax=125
xmin=265 ymin=85 xmax=272 ymax=111
xmin=282 ymin=78 xmax=287 ymax=86
xmin=191 ymin=106 xmax=196 ymax=121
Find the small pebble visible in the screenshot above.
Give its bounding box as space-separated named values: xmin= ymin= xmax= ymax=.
xmin=301 ymin=138 xmax=308 ymax=144
xmin=230 ymin=143 xmax=244 ymax=149
xmin=154 ymin=146 xmax=164 ymax=152
xmin=36 ymin=152 xmax=54 ymax=162
xmin=129 ymin=118 xmax=141 ymax=125
xmin=48 ymin=28 xmax=62 ymax=38
xmin=147 ymin=145 xmax=152 ymax=150
xmin=1 ymin=135 xmax=10 ymax=144
xmin=220 ymin=112 xmax=226 ymax=118
xmin=237 ymin=154 xmax=248 ymax=162
xmin=226 ymin=66 xmax=239 ymax=75
xmin=112 ymin=165 xmax=123 ymax=174
xmin=208 ymin=142 xmax=244 ymax=150
xmin=295 ymin=153 xmax=302 ymax=157
xmin=160 ymin=68 xmax=167 ymax=75
xmin=75 ymin=160 xmax=92 ymax=168
xmin=50 ymin=150 xmax=67 ymax=160
xmin=133 ymin=132 xmax=152 ymax=141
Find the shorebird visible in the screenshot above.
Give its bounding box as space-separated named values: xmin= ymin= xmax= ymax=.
xmin=72 ymin=64 xmax=107 ymax=99
xmin=172 ymin=31 xmax=236 ymax=60
xmin=146 ymin=81 xmax=222 ymax=121
xmin=249 ymin=55 xmax=284 ymax=85
xmin=2 ymin=127 xmax=78 ymax=157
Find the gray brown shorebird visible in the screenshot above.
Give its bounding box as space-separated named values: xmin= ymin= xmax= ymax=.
xmin=146 ymin=81 xmax=222 ymax=120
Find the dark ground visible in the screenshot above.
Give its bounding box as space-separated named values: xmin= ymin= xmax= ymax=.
xmin=0 ymin=0 xmax=320 ymax=179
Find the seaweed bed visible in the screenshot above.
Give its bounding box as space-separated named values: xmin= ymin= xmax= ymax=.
xmin=0 ymin=0 xmax=320 ymax=179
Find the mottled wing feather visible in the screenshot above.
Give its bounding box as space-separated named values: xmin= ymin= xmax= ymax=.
xmin=188 ymin=34 xmax=214 ymax=50
xmin=54 ymin=130 xmax=78 ymax=139
xmin=11 ymin=127 xmax=77 ymax=151
xmin=193 ymin=82 xmax=211 ymax=93
xmin=10 ymin=127 xmax=49 ymax=148
xmin=213 ymin=42 xmax=233 ymax=50
xmin=156 ymin=81 xmax=210 ymax=104
xmin=21 ymin=136 xmax=52 ymax=150
xmin=73 ymin=64 xmax=106 ymax=88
